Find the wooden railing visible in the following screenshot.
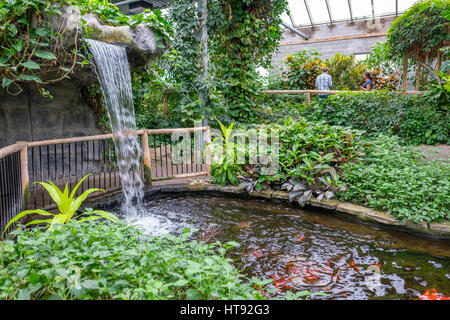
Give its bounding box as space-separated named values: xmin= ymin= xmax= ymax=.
xmin=263 ymin=89 xmax=425 ymax=104
xmin=0 ymin=142 xmax=27 ymax=233
xmin=0 ymin=126 xmax=211 ymax=231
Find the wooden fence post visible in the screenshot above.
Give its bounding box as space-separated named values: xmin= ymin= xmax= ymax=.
xmin=402 ymin=55 xmax=408 ymax=92
xmin=205 ymin=126 xmax=211 ymax=177
xmin=141 ymin=131 xmax=152 ymax=187
xmin=18 ymin=142 xmax=29 ymax=195
xmin=306 ymin=92 xmax=311 ymax=105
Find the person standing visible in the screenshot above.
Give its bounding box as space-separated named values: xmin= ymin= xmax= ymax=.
xmin=360 ymin=72 xmax=373 ymax=91
xmin=315 ymin=68 xmax=332 ymax=103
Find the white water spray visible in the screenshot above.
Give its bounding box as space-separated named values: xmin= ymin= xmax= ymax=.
xmin=87 ymin=39 xmax=144 ymax=217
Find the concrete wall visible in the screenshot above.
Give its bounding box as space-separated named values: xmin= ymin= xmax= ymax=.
xmin=272 ymin=16 xmax=396 ymax=72
xmin=0 ymin=79 xmax=102 ymax=148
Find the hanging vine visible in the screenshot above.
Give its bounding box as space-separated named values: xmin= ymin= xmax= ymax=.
xmin=0 ymin=0 xmax=171 ymax=97
xmin=167 ymin=0 xmax=288 ymax=124
xmin=387 ymin=0 xmax=449 ymax=85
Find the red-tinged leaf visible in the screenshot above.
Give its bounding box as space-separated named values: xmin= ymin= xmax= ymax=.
xmin=296 ymin=236 xmax=305 ymax=242
xmin=249 ymin=248 xmax=264 ymax=258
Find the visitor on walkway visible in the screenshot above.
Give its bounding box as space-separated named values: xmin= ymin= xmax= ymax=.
xmin=315 ymin=67 xmax=332 ymax=104
xmin=360 ymin=72 xmax=373 ymax=91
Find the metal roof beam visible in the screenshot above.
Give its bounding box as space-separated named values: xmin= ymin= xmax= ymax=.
xmin=281 ymin=21 xmax=309 ymax=40
xmin=348 ymin=0 xmax=354 ymax=23
xmin=287 ymin=5 xmax=296 ymax=27
xmin=114 ymin=0 xmax=140 ymax=6
xmin=303 ymin=0 xmax=314 ymax=26
xmin=371 ymin=0 xmax=375 ymax=20
xmin=325 ymin=0 xmax=333 ymax=24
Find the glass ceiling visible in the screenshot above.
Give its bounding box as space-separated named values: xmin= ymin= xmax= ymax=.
xmin=281 ymin=0 xmax=419 ymax=27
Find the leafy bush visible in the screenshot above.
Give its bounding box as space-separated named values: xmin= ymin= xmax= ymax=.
xmin=324 ymin=53 xmax=366 ymax=90
xmin=0 ymin=221 xmax=276 ymax=300
xmin=283 ymin=49 xmax=324 ymax=90
xmin=234 ymin=118 xmax=365 ymax=205
xmin=306 ymin=91 xmax=449 ymax=145
xmin=387 ymin=0 xmax=449 ymax=62
xmin=337 ymin=135 xmax=450 ymax=223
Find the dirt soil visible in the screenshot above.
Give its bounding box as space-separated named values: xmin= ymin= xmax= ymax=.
xmin=415 ymin=145 xmax=450 ymax=161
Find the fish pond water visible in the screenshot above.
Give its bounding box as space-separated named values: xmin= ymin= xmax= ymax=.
xmin=113 ymin=193 xmax=450 ymax=300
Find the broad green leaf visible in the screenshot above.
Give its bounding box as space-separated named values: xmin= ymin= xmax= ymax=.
xmin=25 ymin=219 xmax=53 ymax=226
xmin=69 ymin=188 xmax=103 ymax=217
xmin=17 ymin=74 xmax=42 ymax=83
xmin=172 ymin=279 xmax=188 ymax=287
xmin=35 ymin=27 xmax=50 ymax=37
xmin=2 ymin=77 xmax=12 ymax=88
xmin=12 ymin=41 xmax=24 ymax=52
xmin=35 ymin=50 xmax=57 ymax=60
xmin=91 ymin=210 xmax=119 ymax=222
xmin=21 ymin=61 xmax=40 ymax=70
xmin=2 ymin=209 xmax=54 ymax=237
xmin=35 ymin=182 xmax=63 ymax=209
xmin=81 ymin=280 xmax=99 ymax=290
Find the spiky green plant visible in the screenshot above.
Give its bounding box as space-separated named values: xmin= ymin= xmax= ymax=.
xmin=2 ymin=174 xmax=118 ymax=238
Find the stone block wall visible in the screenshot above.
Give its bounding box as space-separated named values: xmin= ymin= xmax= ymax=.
xmin=272 ymin=16 xmax=396 ymax=73
xmin=0 ymin=79 xmax=102 ymax=148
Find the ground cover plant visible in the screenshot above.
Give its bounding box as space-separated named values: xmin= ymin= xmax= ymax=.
xmin=0 ymin=220 xmax=322 ymax=300
xmin=337 ymin=135 xmax=450 ymax=223
xmin=306 ymin=91 xmax=449 ymax=145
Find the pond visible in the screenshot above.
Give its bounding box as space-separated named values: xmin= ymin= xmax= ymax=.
xmin=113 ymin=193 xmax=450 ymax=300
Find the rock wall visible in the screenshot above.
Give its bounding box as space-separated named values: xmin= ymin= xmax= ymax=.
xmin=0 ymin=79 xmax=102 ymax=148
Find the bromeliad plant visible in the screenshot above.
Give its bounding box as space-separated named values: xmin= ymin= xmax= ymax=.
xmin=2 ymin=174 xmax=118 ymax=237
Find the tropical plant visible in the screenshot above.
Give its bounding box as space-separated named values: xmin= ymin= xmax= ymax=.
xmin=211 ymin=121 xmax=242 ymax=186
xmin=237 ymin=118 xmax=365 ymax=204
xmin=2 ymin=174 xmax=118 ymax=237
xmin=325 ymin=53 xmax=367 ymax=90
xmin=284 ymin=49 xmax=325 ymax=90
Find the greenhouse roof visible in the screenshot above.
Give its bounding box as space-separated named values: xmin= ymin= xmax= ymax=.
xmin=109 ymin=0 xmax=418 ymax=28
xmin=110 ymin=0 xmax=169 ymax=14
xmin=282 ymin=0 xmax=418 ymax=27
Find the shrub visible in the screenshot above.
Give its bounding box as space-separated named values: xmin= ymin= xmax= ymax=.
xmin=306 ymin=91 xmax=449 ymax=145
xmin=283 ymin=49 xmax=325 ymax=90
xmin=337 ymin=135 xmax=450 ymax=223
xmin=0 ymin=221 xmax=274 ymax=300
xmin=324 ymin=53 xmax=366 ymax=90
xmin=234 ymin=118 xmax=365 ymax=205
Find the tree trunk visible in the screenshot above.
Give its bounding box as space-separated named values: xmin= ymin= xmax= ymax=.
xmin=402 ymin=55 xmax=408 ymax=92
xmin=415 ymin=64 xmax=421 ymax=91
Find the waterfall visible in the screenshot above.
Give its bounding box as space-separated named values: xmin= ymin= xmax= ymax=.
xmin=87 ymin=39 xmax=144 ymax=217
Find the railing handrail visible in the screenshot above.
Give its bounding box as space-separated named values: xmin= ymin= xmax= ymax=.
xmin=0 ymin=142 xmax=27 ymax=160
xmin=21 ymin=126 xmax=210 ymax=148
xmin=263 ymin=89 xmax=425 ymax=95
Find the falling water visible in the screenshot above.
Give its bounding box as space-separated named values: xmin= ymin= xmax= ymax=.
xmin=87 ymin=39 xmax=144 ymax=217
